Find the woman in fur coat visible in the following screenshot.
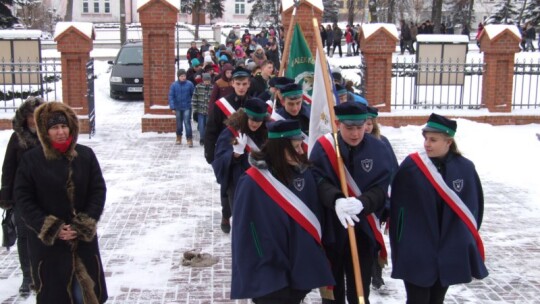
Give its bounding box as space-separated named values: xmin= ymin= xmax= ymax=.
xmin=0 ymin=96 xmax=45 ymax=294
xmin=14 ymin=101 xmax=108 ymax=304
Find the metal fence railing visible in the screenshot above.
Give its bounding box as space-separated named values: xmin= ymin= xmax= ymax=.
xmin=391 ymin=57 xmax=485 ymax=110
xmin=0 ymin=57 xmax=62 ymax=113
xmin=513 ymin=58 xmax=540 ymax=109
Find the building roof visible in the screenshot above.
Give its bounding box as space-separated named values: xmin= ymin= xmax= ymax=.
xmin=282 ymin=0 xmax=323 ymax=13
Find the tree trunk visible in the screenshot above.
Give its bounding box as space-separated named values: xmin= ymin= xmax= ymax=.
xmin=467 ymin=0 xmax=474 ymax=29
xmin=368 ymin=0 xmax=378 ymax=23
xmin=348 ymin=0 xmax=355 ymax=26
xmin=194 ymin=1 xmax=200 ymax=40
xmin=503 ymin=0 xmax=511 ymax=24
xmin=387 ymin=0 xmax=395 ymax=24
xmin=65 ymin=0 xmax=73 ymax=21
xmin=517 ymin=0 xmax=527 ymax=24
xmin=431 ymin=0 xmax=443 ymax=33
xmin=120 ymin=0 xmax=127 ymax=45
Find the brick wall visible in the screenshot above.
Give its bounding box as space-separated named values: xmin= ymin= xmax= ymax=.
xmin=480 ymin=28 xmax=521 ymax=113
xmin=359 ymin=26 xmax=398 ymax=112
xmin=139 ymin=0 xmax=179 ymax=132
xmin=378 ymin=115 xmax=540 ymax=127
xmin=282 ymin=2 xmax=323 ymax=56
xmin=141 ymin=116 xmax=176 ymax=133
xmin=56 ymin=28 xmax=93 ymax=116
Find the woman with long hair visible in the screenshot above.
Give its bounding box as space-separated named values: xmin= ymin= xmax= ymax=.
xmin=389 ymin=113 xmax=488 ymax=304
xmin=230 ymin=119 xmax=336 ymax=303
xmin=212 ymin=97 xmax=269 ymax=210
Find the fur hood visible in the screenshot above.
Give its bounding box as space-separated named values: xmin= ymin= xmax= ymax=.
xmin=34 ymin=102 xmax=79 ymax=160
xmin=12 ymin=96 xmax=45 ymax=149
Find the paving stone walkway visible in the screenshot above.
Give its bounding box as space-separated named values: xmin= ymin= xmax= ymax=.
xmin=1 ymin=99 xmax=539 ymax=304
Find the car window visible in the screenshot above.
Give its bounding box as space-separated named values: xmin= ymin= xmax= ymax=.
xmin=116 ymin=46 xmax=143 ymax=65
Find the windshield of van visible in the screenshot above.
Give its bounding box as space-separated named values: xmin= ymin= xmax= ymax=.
xmin=116 ymin=46 xmax=143 ymax=65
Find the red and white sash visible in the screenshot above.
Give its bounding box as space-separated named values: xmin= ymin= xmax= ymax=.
xmin=302 ymin=93 xmax=312 ymax=105
xmin=270 ymin=112 xmax=309 ymax=152
xmin=318 ymin=133 xmax=388 ymax=262
xmin=215 ymin=97 xmax=236 ymax=118
xmin=226 ymin=126 xmax=260 ymax=153
xmin=410 ymin=151 xmax=485 ymax=261
xmin=246 ymin=167 xmax=322 ymax=245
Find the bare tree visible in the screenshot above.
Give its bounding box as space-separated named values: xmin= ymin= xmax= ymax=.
xmin=348 ymin=0 xmax=356 ymax=26
xmin=387 ymin=0 xmax=396 ymax=23
xmin=65 ymin=0 xmax=72 ymax=21
xmin=431 ymin=0 xmax=443 ymax=33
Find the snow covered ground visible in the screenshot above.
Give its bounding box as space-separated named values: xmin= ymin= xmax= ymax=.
xmin=0 ymin=43 xmax=540 ymax=303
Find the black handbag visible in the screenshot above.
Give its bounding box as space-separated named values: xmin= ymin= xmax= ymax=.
xmin=2 ymin=208 xmax=17 ymax=250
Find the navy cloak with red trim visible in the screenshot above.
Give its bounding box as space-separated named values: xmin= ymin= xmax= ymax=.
xmin=230 ymin=163 xmax=335 ymax=299
xmin=309 ymin=133 xmax=395 ymax=252
xmin=389 ymin=153 xmax=488 ymax=287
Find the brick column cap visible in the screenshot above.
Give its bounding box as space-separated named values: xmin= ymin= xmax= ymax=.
xmin=479 ymin=24 xmax=521 ymax=43
xmin=282 ymin=0 xmax=323 ymax=15
xmin=360 ymin=23 xmax=399 ymax=44
xmin=54 ymin=22 xmax=95 ymax=42
xmin=137 ymin=0 xmax=180 ymax=13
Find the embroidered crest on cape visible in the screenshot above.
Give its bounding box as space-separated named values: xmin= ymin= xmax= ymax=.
xmin=453 ymin=179 xmax=464 ymax=192
xmin=293 ymin=178 xmax=305 ymax=191
xmin=361 ymin=159 xmax=373 ymax=172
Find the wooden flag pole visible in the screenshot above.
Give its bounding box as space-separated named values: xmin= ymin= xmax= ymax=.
xmin=312 ymin=17 xmax=366 ymax=304
xmin=278 ymin=6 xmax=298 ymax=76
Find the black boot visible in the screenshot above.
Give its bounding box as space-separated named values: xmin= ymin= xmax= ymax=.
xmin=220 ymin=217 xmax=231 ymax=234
xmin=15 ymin=208 xmax=33 ymax=295
xmin=19 ymin=276 xmax=32 ymax=294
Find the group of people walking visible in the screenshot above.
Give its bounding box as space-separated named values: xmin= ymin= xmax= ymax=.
xmin=1 ymin=24 xmax=488 ymax=304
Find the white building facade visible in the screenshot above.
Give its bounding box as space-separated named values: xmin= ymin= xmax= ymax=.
xmin=69 ymin=0 xmax=252 ymax=24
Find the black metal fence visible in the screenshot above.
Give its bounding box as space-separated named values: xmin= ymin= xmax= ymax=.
xmin=0 ymin=57 xmax=62 ymax=112
xmin=389 ymin=57 xmax=540 ymax=110
xmin=513 ymin=58 xmax=540 ymax=109
xmin=391 ymin=57 xmax=484 ymax=110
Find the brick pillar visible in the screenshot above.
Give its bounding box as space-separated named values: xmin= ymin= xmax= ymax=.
xmin=479 ymin=25 xmax=521 ymax=113
xmin=55 ymin=22 xmax=95 ymax=133
xmin=359 ymin=24 xmax=398 ymax=112
xmin=55 ymin=23 xmax=94 ymax=116
xmin=282 ymin=1 xmax=323 ymax=56
xmin=138 ymin=0 xmax=179 ymax=133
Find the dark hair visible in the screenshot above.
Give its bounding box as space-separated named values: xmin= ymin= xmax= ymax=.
xmin=251 ymin=138 xmax=308 ymax=184
xmin=225 ymin=109 xmax=268 ymax=140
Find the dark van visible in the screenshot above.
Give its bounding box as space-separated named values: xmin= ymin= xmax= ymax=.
xmin=108 ymin=41 xmax=143 ymax=99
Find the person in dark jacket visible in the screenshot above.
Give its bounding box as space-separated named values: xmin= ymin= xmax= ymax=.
xmin=265 ymin=38 xmax=281 ymax=73
xmin=320 ymin=24 xmax=327 ymax=48
xmin=169 ymin=69 xmax=196 ymax=146
xmin=389 ymin=113 xmax=488 ymax=304
xmin=208 ymin=63 xmax=234 ymax=115
xmin=248 ymin=60 xmax=274 ymax=97
xmin=309 ymin=102 xmax=395 ymax=304
xmin=205 ymin=66 xmax=252 ymax=233
xmin=326 ymin=24 xmax=334 ymax=55
xmin=272 ymin=83 xmax=311 ymax=137
xmin=0 ymin=96 xmax=45 ymax=294
xmin=332 ymin=23 xmax=343 ymax=58
xmin=363 ymin=106 xmax=398 ymax=290
xmin=186 ymin=41 xmax=201 ymax=67
xmin=212 ymin=97 xmax=269 ymax=213
xmin=231 ymin=119 xmax=335 ymax=302
xmin=14 ymin=101 xmax=108 ymax=304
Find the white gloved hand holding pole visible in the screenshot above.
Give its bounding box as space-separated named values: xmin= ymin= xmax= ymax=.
xmin=233 ymin=133 xmax=248 ymax=155
xmin=335 ymin=197 xmax=363 ymax=228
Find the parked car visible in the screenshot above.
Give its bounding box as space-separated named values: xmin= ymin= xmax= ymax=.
xmin=108 ymin=41 xmax=144 ymax=99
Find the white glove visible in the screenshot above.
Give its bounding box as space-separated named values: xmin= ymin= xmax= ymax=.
xmin=335 ymin=197 xmax=363 ymax=228
xmin=232 ymin=133 xmax=248 ymax=155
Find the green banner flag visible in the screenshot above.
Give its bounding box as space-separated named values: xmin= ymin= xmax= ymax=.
xmin=286 ymin=23 xmax=315 ymax=102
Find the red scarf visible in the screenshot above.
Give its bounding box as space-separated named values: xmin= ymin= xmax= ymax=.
xmin=51 ymin=135 xmax=73 ymax=153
